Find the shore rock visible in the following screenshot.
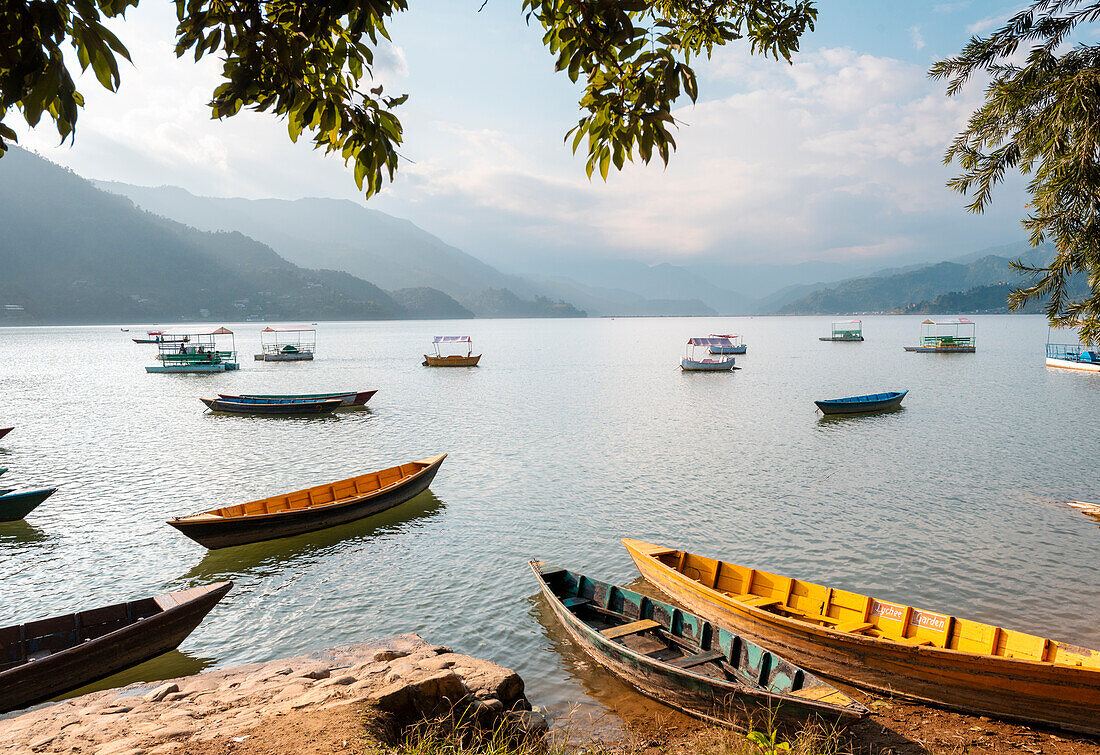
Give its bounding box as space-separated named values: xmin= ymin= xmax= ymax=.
xmin=0 ymin=634 xmax=535 ymax=754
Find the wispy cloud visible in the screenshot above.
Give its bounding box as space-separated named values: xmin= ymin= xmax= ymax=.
xmin=909 ymin=26 xmax=926 ymax=51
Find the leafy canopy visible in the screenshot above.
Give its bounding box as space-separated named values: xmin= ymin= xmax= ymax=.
xmin=931 ymin=0 xmax=1100 ymax=343
xmin=0 ymin=0 xmax=815 ymax=194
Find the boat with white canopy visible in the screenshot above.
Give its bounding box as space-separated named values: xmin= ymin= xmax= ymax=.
xmin=423 ymin=336 xmax=481 ymax=367
xmin=255 ymin=326 xmax=316 ymax=361
xmin=146 ymin=327 xmax=239 ymax=373
xmin=682 ymin=337 xmax=738 ymax=372
xmin=707 ymin=334 xmax=746 ymax=354
xmin=903 ymin=318 xmax=976 ymax=353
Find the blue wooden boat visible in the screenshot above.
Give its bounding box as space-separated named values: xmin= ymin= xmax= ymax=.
xmin=530 ymin=561 xmax=867 ymax=729
xmin=814 ymin=390 xmax=907 ymax=415
xmin=708 ymin=334 xmax=747 ymax=355
xmin=0 ymin=488 xmax=57 ymax=522
xmin=682 ymin=337 xmax=738 ymax=371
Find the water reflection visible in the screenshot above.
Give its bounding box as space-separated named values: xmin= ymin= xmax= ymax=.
xmin=814 ymin=406 xmax=906 ymax=430
xmin=52 ymin=649 xmax=216 ymax=702
xmin=178 ymin=490 xmax=446 ymax=583
xmin=0 ymin=521 xmax=49 ymax=544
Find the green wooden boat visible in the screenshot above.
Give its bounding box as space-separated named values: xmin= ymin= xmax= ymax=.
xmin=0 ymin=488 xmax=57 ymax=522
xmin=530 ymin=561 xmax=867 ymax=729
xmin=0 ymin=468 xmax=6 ymax=477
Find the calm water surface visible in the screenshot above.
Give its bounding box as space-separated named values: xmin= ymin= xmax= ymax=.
xmin=1 ymin=315 xmax=1098 ymax=722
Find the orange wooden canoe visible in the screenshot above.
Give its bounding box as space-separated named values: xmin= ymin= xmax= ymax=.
xmin=624 ymin=539 xmax=1100 ymax=735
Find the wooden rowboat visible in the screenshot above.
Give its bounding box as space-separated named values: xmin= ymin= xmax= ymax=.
xmin=0 ymin=427 xmax=12 ymax=440
xmin=624 ymin=539 xmax=1100 ymax=735
xmin=423 ymin=354 xmax=481 ymax=367
xmin=199 ymin=398 xmax=341 ymax=415
xmin=531 ymin=561 xmax=866 ymax=729
xmin=0 ymin=582 xmax=231 ymax=713
xmin=0 ymin=468 xmax=6 ymax=477
xmin=168 ymin=454 xmax=446 ymax=549
xmin=0 ymin=488 xmax=57 ymax=522
xmin=814 ymin=390 xmax=907 ymax=415
xmin=217 ymin=390 xmax=376 ymax=407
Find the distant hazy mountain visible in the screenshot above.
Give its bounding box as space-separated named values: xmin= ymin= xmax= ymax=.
xmin=775 ymin=244 xmax=1058 ymax=315
xmin=0 ymin=149 xmax=470 ymax=323
xmin=525 ymin=275 xmax=716 ymax=317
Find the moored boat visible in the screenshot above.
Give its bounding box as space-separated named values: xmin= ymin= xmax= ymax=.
xmin=819 ymin=320 xmax=864 ymax=342
xmin=147 ymin=328 xmax=240 ymax=373
xmin=0 ymin=582 xmax=231 ymax=713
xmin=0 ymin=427 xmax=12 ymax=440
xmin=168 ymin=454 xmax=446 ymax=549
xmin=708 ymin=334 xmax=747 ymax=355
xmin=903 ymin=318 xmax=976 ymax=353
xmin=814 ymin=390 xmax=907 ymax=415
xmin=199 ymin=397 xmax=341 ymax=415
xmin=254 ymin=326 xmax=316 ymax=361
xmin=1046 ymin=325 xmax=1100 ymax=372
xmin=217 ymin=390 xmax=376 ymax=407
xmin=132 ymin=330 xmax=189 ymax=345
xmin=423 ymin=336 xmax=481 ymax=367
xmin=623 ymin=539 xmax=1100 ymax=735
xmin=682 ymin=337 xmax=738 ymax=372
xmin=531 ymin=561 xmax=867 ymax=729
xmin=0 ymin=487 xmax=57 ymax=522
xmin=0 ymin=469 xmax=6 ymax=477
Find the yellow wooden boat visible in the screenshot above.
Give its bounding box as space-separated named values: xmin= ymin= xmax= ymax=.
xmin=624 ymin=539 xmax=1100 ymax=735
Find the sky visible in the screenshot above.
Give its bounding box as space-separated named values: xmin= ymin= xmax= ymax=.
xmin=10 ymin=1 xmax=1040 ymax=273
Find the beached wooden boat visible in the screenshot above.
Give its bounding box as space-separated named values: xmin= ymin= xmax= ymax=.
xmin=531 ymin=561 xmax=866 ymax=729
xmin=199 ymin=398 xmax=341 ymax=415
xmin=0 ymin=488 xmax=57 ymax=522
xmin=624 ymin=539 xmax=1100 ymax=735
xmin=423 ymin=336 xmax=481 ymax=367
xmin=0 ymin=582 xmax=230 ymax=713
xmin=0 ymin=427 xmax=12 ymax=440
xmin=217 ymin=390 xmax=377 ymax=407
xmin=168 ymin=454 xmax=446 ymax=549
xmin=814 ymin=390 xmax=907 ymax=415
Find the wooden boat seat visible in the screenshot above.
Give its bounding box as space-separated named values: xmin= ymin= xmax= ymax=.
xmin=732 ymin=594 xmax=783 ymax=609
xmin=562 ymin=597 xmax=590 ymax=609
xmin=835 ymin=621 xmax=874 ymax=634
xmin=669 ymin=650 xmax=725 ymax=669
xmin=894 ymin=636 xmax=934 ymax=647
xmin=600 ymin=619 xmax=660 ymax=640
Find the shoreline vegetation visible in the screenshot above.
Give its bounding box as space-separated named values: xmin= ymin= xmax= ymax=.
xmin=3 ymin=635 xmax=1098 ymax=754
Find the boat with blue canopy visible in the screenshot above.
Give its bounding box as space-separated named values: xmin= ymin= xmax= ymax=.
xmin=423 ymin=336 xmax=481 ymax=367
xmin=814 ymin=390 xmax=907 ymax=415
xmin=1046 ymin=325 xmax=1100 ymax=372
xmin=255 ymin=326 xmax=316 ymax=362
xmin=904 ymin=318 xmax=975 ymax=353
xmin=682 ymin=337 xmax=738 ymax=372
xmin=820 ymin=320 xmax=864 ymax=342
xmin=147 ymin=328 xmax=239 ymax=373
xmin=708 ymin=334 xmax=746 ymax=354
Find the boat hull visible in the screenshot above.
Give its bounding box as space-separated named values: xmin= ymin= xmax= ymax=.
xmin=815 ymin=391 xmax=907 ymax=415
xmin=709 ymin=346 xmax=747 ymax=355
xmin=254 ymin=353 xmax=314 ymax=361
xmin=903 ymin=346 xmax=975 ymax=353
xmin=681 ymin=358 xmax=736 ymax=372
xmin=1046 ymin=357 xmax=1100 ymax=372
xmin=0 ymin=428 xmax=12 ymax=440
xmin=531 ymin=563 xmax=865 ymax=729
xmin=218 ymin=391 xmax=376 ymax=407
xmin=200 ymin=398 xmax=340 ymax=415
xmin=819 ymin=337 xmax=864 ymax=342
xmin=0 ymin=583 xmax=231 ymax=713
xmin=0 ymin=488 xmax=57 ymax=522
xmin=146 ymin=364 xmax=238 ymax=373
xmin=423 ymin=355 xmax=481 ymax=367
xmin=624 ymin=540 xmax=1100 ymax=736
xmin=169 ymin=455 xmax=445 ymax=549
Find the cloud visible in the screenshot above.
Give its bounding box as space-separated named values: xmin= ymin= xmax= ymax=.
xmin=909 ymin=26 xmax=926 ymax=51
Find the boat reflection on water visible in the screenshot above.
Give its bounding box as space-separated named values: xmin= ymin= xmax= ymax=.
xmin=528 ymin=576 xmax=698 ymax=745
xmin=0 ymin=520 xmax=50 ymax=545
xmin=814 ymin=405 xmax=905 ymax=429
xmin=178 ymin=490 xmax=446 ymax=583
xmin=51 ymin=649 xmax=215 ymax=703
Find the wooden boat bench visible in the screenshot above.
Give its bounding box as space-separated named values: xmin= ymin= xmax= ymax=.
xmin=731 ymin=594 xmax=783 ymax=609
xmin=669 ymin=649 xmax=726 ymax=669
xmin=561 ymin=597 xmax=590 ymax=610
xmin=600 ymin=619 xmax=661 ymax=640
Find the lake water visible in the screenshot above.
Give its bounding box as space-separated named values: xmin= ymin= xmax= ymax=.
xmin=1 ymin=315 xmax=1098 ymax=725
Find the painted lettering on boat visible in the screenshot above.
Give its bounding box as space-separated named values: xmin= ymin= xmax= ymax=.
xmin=869 ymin=600 xmax=905 ymax=622
xmin=909 ymin=609 xmax=949 ymax=632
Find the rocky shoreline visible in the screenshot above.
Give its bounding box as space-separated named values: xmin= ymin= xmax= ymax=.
xmin=0 ymin=635 xmax=545 ymax=754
